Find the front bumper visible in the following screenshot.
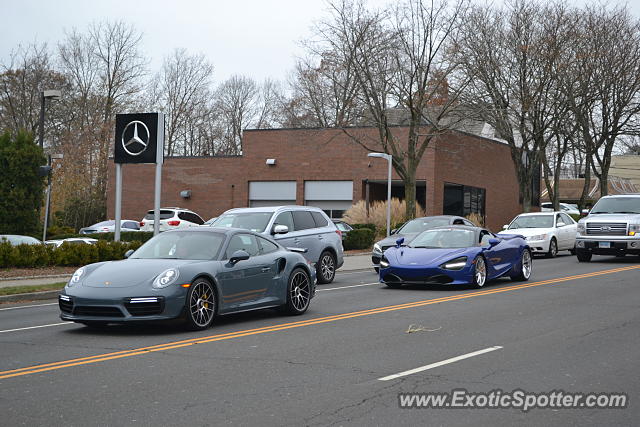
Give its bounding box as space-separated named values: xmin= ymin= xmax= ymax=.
xmin=59 ymin=285 xmax=188 ymax=323
xmin=524 ymin=238 xmax=549 ymax=253
xmin=575 ymin=237 xmax=640 ymax=255
xmin=379 ymin=264 xmax=473 ymax=285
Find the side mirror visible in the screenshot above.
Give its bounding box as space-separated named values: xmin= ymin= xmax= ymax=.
xmin=556 ymin=221 xmax=565 ymax=228
xmin=488 ymin=238 xmax=500 ymax=247
xmin=124 ymin=249 xmax=134 ymax=259
xmin=229 ymin=249 xmax=250 ymax=265
xmin=395 ymin=237 xmax=405 ymax=247
xmin=272 ymin=224 xmax=289 ymax=235
xmin=390 ymin=228 xmax=397 ymax=235
xmin=502 ymin=225 xmax=508 ymax=230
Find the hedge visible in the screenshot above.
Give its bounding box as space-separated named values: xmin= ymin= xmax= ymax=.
xmin=343 ymin=228 xmax=376 ymax=250
xmin=352 ymin=223 xmax=377 ymax=232
xmin=47 ymin=231 xmax=154 ymax=243
xmin=0 ymin=240 xmax=143 ymax=268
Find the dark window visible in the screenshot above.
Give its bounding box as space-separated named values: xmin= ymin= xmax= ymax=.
xmin=225 ymin=234 xmax=260 ymax=258
xmin=560 ymin=213 xmax=573 ymax=224
xmin=258 ymin=237 xmax=279 ymax=254
xmin=274 ymin=211 xmax=294 ymax=232
xmin=292 ymin=211 xmax=316 ymax=230
xmin=123 ymin=221 xmax=139 ymax=229
xmin=443 ymin=183 xmax=486 ymax=219
xmin=144 ymin=210 xmax=175 ymax=220
xmin=311 ymin=212 xmax=328 ymax=227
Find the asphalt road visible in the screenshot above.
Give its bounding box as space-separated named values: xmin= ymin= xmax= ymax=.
xmin=1 ymin=254 xmax=639 ymax=426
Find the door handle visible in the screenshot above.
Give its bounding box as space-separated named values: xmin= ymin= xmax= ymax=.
xmin=318 ymin=235 xmax=323 ymax=240
xmin=261 ymin=267 xmax=271 ymax=272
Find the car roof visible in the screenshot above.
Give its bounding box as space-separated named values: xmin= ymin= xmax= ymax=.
xmin=516 ymin=212 xmax=556 ymax=216
xmin=599 ymin=194 xmax=640 ymax=198
xmin=222 ymin=205 xmax=324 ymax=214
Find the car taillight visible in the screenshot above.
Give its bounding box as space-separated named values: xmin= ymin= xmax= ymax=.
xmin=167 ymin=220 xmax=180 ymax=226
xmin=335 ymin=229 xmax=342 ymax=238
xmin=139 ymin=222 xmax=145 ymax=227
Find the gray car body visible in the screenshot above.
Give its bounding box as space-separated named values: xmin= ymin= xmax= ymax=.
xmin=59 ymin=228 xmax=316 ymax=324
xmin=371 ymin=215 xmax=474 ymax=268
xmin=214 ymin=206 xmax=344 ymax=269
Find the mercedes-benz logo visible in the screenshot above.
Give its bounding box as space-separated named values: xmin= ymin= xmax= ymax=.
xmin=121 ymin=121 xmax=150 ymax=156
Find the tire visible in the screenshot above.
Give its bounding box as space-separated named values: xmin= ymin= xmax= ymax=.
xmin=374 ymin=266 xmax=380 ymax=273
xmin=510 ymin=249 xmax=532 ymax=281
xmin=615 ymin=253 xmax=626 ymax=258
xmin=569 ymin=248 xmax=576 ymax=255
xmin=576 ymin=249 xmax=592 ymax=262
xmin=282 ymin=268 xmax=312 ymax=315
xmin=184 ymin=277 xmax=217 ymax=331
xmin=317 ymin=251 xmax=336 ymax=284
xmin=472 ymin=255 xmax=487 ymax=288
xmin=546 ymin=238 xmax=558 ymax=258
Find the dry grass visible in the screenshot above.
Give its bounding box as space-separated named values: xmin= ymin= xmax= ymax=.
xmin=465 ymin=212 xmax=485 ymax=227
xmin=343 ymin=198 xmax=426 ymax=236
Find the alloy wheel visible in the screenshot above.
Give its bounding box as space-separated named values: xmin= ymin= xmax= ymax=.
xmin=319 ymin=253 xmax=335 ymax=283
xmin=475 ymin=257 xmax=486 ymax=287
xmin=521 ymin=250 xmax=532 ymax=279
xmin=189 ymin=281 xmax=216 ymax=328
xmin=289 ymin=270 xmax=311 ymax=312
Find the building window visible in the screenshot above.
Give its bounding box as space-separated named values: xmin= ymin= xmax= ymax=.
xmin=443 ymin=183 xmax=486 ymax=218
xmin=322 ymin=209 xmax=345 ymax=219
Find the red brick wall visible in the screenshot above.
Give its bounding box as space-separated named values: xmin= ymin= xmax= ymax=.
xmin=106 ymin=127 xmax=522 ymax=231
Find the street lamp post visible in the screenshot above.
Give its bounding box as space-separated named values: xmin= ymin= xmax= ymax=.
xmin=368 ymin=152 xmax=393 ymax=237
xmin=38 ymin=90 xmax=62 ymax=149
xmin=42 ymin=154 xmax=63 ymax=242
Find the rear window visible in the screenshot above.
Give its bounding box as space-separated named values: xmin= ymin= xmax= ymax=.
xmin=145 ymin=210 xmax=175 ymax=220
xmin=311 ymin=212 xmax=329 ymax=227
xmin=293 ymin=211 xmax=316 ymax=230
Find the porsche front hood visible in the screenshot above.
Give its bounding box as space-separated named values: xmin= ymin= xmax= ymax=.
xmin=82 ymin=259 xmax=196 ymax=288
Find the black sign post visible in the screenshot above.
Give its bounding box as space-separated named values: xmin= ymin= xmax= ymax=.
xmin=113 ymin=113 xmax=165 ymax=241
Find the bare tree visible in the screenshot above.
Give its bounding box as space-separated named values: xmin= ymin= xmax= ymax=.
xmin=213 ymin=75 xmax=260 ymax=155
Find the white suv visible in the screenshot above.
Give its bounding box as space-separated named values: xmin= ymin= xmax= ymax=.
xmin=140 ymin=207 xmax=205 ymax=232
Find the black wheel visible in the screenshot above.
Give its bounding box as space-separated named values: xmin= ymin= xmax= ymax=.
xmin=317 ymin=251 xmax=336 ymax=284
xmin=576 ymin=249 xmax=592 ymax=262
xmin=184 ymin=278 xmax=217 ymax=330
xmin=472 ymin=256 xmax=487 ymax=288
xmin=546 ymin=238 xmax=558 ymax=258
xmin=615 ymin=253 xmax=626 ymax=258
xmin=81 ymin=321 xmax=108 ymax=329
xmin=374 ymin=266 xmax=380 ymax=273
xmin=510 ymin=249 xmax=532 ymax=281
xmin=282 ymin=268 xmax=311 ymax=315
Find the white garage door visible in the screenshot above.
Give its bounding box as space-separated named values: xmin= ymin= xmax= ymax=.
xmin=249 ymin=181 xmax=296 ymax=207
xmin=304 ymin=181 xmax=353 ymax=218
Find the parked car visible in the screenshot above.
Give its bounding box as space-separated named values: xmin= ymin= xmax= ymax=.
xmin=378 ymin=225 xmax=531 ymax=288
xmin=575 ymin=194 xmax=640 ymax=262
xmin=0 ymin=235 xmax=42 ymax=245
xmin=499 ymin=211 xmax=577 ymax=258
xmin=79 ymin=220 xmax=140 ymax=234
xmin=332 ymin=220 xmax=353 ymax=239
xmin=202 ymin=217 xmax=218 ymax=226
xmin=45 ymin=238 xmax=98 ymax=247
xmin=371 ymin=215 xmax=474 ymax=271
xmin=541 ymin=202 xmax=580 ymax=217
xmin=212 ymin=206 xmax=344 ymax=284
xmin=59 ymin=228 xmax=316 ymax=330
xmin=139 ymin=207 xmax=205 ymax=232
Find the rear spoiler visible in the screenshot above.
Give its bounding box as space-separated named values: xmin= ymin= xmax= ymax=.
xmin=287 ymin=247 xmax=308 ymax=254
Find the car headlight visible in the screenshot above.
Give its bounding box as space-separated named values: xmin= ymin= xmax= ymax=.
xmin=629 ymin=224 xmax=640 ymax=237
xmin=68 ymin=267 xmax=85 ymax=287
xmin=440 ymin=257 xmax=468 ymax=270
xmin=379 ymin=256 xmax=390 ymax=268
xmin=373 ymin=243 xmax=382 ymax=254
xmin=577 ymin=223 xmax=586 ymax=235
xmin=152 ymin=268 xmax=180 ymax=289
xmin=526 ymin=234 xmax=547 ymax=241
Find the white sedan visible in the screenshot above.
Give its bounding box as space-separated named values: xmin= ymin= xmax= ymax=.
xmin=499 ymin=212 xmax=577 ymax=258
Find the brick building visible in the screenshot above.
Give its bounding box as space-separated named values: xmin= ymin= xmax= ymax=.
xmin=106 ymin=126 xmax=524 ymax=231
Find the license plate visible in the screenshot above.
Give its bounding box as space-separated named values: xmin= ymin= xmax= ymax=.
xmin=599 ymin=242 xmax=611 ymax=248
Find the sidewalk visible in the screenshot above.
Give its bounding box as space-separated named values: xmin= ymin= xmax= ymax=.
xmin=0 ymin=253 xmax=373 ymax=290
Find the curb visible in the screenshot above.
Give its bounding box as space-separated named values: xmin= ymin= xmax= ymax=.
xmin=0 ymin=290 xmax=61 ymax=304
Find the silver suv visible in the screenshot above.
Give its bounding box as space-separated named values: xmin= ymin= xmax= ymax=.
xmin=575 ymin=194 xmax=640 ymax=261
xmin=212 ymin=206 xmax=344 ymax=283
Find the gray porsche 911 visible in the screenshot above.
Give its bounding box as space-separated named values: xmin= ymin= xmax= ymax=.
xmin=59 ymin=228 xmax=316 ymax=330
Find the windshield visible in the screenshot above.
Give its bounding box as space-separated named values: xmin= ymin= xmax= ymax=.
xmin=508 ymin=215 xmax=554 ymax=229
xmin=131 ymin=231 xmax=225 ymax=260
xmin=399 ymin=217 xmax=452 ymax=234
xmin=212 ymin=212 xmax=273 ymax=233
xmin=590 ymin=197 xmax=640 ymax=214
xmin=409 ymin=229 xmax=475 ymax=249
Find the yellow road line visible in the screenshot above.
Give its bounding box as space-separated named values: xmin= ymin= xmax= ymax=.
xmin=1 ymin=264 xmax=638 ymax=380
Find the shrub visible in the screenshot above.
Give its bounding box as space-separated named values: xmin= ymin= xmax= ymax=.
xmin=465 ymin=212 xmax=485 ymax=227
xmin=352 ymin=223 xmax=377 ymax=232
xmin=343 ymin=228 xmax=376 ymax=250
xmin=343 ymin=199 xmax=426 ymax=238
xmin=47 ymin=231 xmax=154 ymax=243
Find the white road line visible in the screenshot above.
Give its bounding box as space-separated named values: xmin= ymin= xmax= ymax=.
xmin=336 ymin=270 xmax=376 ymax=276
xmin=378 ymin=346 xmax=503 ymax=381
xmin=0 ymin=322 xmax=71 ymax=334
xmin=0 ymin=302 xmax=58 ymax=311
xmin=317 ymin=282 xmax=380 ymax=292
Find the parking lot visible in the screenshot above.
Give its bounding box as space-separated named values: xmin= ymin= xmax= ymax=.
xmin=1 ymin=253 xmax=638 ymax=425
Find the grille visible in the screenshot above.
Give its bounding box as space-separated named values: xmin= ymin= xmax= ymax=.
xmin=586 ymin=222 xmax=627 ymax=236
xmin=73 ymin=306 xmax=124 ymax=317
xmin=125 ymin=299 xmax=163 ymax=316
xmin=58 ymin=296 xmax=73 ymax=313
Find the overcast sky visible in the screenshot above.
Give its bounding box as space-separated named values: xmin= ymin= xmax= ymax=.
xmin=2 ymin=0 xmax=638 ymax=85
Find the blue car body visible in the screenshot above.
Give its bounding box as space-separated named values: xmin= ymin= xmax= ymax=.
xmin=379 ymin=226 xmax=530 ymax=286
